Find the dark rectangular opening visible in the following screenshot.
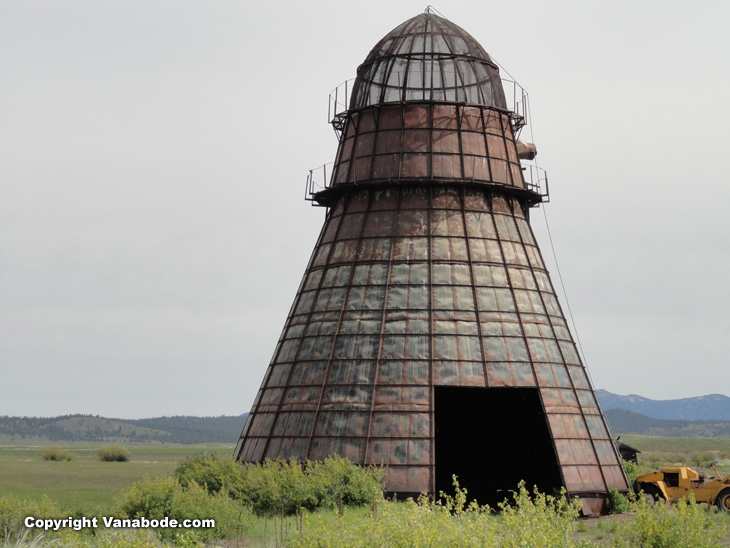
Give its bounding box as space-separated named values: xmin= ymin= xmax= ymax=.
xmin=664 ymin=473 xmax=679 ymax=487
xmin=434 ymin=386 xmax=563 ymax=508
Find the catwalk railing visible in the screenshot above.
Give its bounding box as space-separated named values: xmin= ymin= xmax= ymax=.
xmin=305 ymin=162 xmax=549 ymax=205
xmin=328 ymin=78 xmax=529 ymax=139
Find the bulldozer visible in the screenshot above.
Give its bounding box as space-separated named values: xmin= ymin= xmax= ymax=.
xmin=635 ymin=463 xmax=730 ymax=511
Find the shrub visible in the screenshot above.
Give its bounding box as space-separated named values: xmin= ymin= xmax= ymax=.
xmin=307 ymin=456 xmax=385 ymax=510
xmin=497 ymin=482 xmax=585 ymax=548
xmin=621 ymin=458 xmax=639 ymax=486
xmin=237 ymin=458 xmax=314 ymax=515
xmin=289 ymin=479 xmax=587 ymax=548
xmin=608 ymin=487 xmax=631 ymax=514
xmin=612 ymin=494 xmax=727 ymax=548
xmin=0 ymin=495 xmax=66 ymax=539
xmin=118 ymin=475 xmax=179 ymax=518
xmin=175 ymin=453 xmax=246 ymax=499
xmin=690 ymin=450 xmax=717 ymax=469
xmin=175 ymin=455 xmax=385 ymax=516
xmin=118 ymin=475 xmax=249 ymax=543
xmin=39 ymin=445 xmax=73 ymax=461
xmin=97 ymin=444 xmax=131 ymax=462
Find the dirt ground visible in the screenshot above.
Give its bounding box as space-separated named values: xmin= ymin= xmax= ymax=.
xmin=573 ymin=512 xmax=635 ymax=546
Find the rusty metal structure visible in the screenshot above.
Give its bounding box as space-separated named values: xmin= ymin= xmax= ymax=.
xmin=234 ymin=9 xmax=629 ymax=515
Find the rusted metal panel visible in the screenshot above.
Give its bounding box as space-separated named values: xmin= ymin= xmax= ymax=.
xmin=330 ymin=104 xmax=530 ymax=198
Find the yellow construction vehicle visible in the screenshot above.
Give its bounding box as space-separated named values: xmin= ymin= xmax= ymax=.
xmin=635 ymin=464 xmax=730 ymax=511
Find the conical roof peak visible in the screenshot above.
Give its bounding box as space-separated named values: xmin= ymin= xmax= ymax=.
xmin=351 ymin=11 xmax=506 ymax=109
xmin=364 ymin=12 xmax=493 ymax=62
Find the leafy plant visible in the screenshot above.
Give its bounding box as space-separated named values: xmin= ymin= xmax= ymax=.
xmin=612 ymin=494 xmax=727 ymax=548
xmin=0 ymin=495 xmax=66 ymax=540
xmin=288 ymin=478 xmax=589 ymax=548
xmin=39 ymin=445 xmax=73 ymax=461
xmin=175 ymin=455 xmax=385 ymax=516
xmin=175 ymin=453 xmax=246 ymax=498
xmin=117 ymin=475 xmax=248 ymax=543
xmin=497 ymin=482 xmax=585 ymax=548
xmin=118 ymin=475 xmax=179 ymax=519
xmin=621 ymin=458 xmax=640 ymax=486
xmin=307 ymin=456 xmax=385 ymax=511
xmin=97 ymin=444 xmax=130 ymax=462
xmin=608 ymin=487 xmax=631 ymax=514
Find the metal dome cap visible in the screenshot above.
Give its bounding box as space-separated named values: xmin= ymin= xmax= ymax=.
xmin=350 ymin=10 xmax=507 ymax=109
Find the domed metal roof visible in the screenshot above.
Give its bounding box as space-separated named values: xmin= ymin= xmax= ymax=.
xmin=350 ymin=11 xmax=507 ymax=109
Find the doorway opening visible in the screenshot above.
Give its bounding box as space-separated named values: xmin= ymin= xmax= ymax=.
xmin=434 ymin=386 xmax=563 ymax=508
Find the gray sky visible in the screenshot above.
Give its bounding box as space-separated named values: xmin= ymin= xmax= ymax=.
xmin=2 ymin=1 xmax=728 ymax=419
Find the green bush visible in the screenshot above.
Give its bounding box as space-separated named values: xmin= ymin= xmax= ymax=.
xmin=621 ymin=458 xmax=639 ymax=486
xmin=608 ymin=487 xmax=631 ymax=514
xmin=612 ymin=494 xmax=727 ymax=548
xmin=307 ymin=456 xmax=385 ymax=510
xmin=0 ymin=495 xmax=67 ymax=539
xmin=237 ymin=458 xmax=314 ymax=515
xmin=97 ymin=444 xmax=131 ymax=462
xmin=175 ymin=455 xmax=385 ymax=516
xmin=175 ymin=453 xmax=246 ymax=498
xmin=118 ymin=475 xmax=249 ymax=543
xmin=289 ymin=479 xmax=587 ymax=548
xmin=497 ymin=482 xmax=585 ymax=548
xmin=118 ymin=475 xmax=179 ymax=518
xmin=39 ymin=445 xmax=73 ymax=461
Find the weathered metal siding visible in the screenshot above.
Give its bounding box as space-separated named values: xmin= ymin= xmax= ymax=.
xmin=330 ymin=105 xmax=526 ymax=192
xmin=237 ymin=183 xmax=626 ymax=499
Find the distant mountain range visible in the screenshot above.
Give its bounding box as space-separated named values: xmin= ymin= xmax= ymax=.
xmin=2 ymin=389 xmax=730 ymax=444
xmin=0 ymin=414 xmax=247 ymax=445
xmin=604 ymin=409 xmax=730 ymax=438
xmin=595 ymin=390 xmax=730 ymax=421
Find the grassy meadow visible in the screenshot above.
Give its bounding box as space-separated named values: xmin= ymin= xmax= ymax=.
xmin=0 ymin=443 xmax=233 ymax=513
xmin=1 ymin=437 xmax=729 ymax=547
xmin=5 ymin=436 xmax=729 ymax=513
xmin=618 ymin=435 xmax=730 ymax=476
xmin=619 ymin=435 xmax=730 ymax=454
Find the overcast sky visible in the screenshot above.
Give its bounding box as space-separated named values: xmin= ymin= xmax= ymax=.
xmin=2 ymin=0 xmax=728 ymax=419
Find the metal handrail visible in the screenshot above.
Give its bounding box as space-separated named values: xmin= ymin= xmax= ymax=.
xmin=327 ymin=77 xmax=529 ymax=133
xmin=306 ymin=161 xmax=549 ymax=202
xmin=305 ymin=163 xmax=334 ymax=202
xmin=328 ymin=80 xmax=351 ymax=128
xmin=522 ymin=164 xmax=550 ymax=202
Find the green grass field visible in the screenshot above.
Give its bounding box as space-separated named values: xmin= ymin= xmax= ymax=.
xmin=618 ymin=434 xmax=730 ymax=475
xmin=619 ymin=435 xmax=730 ymax=454
xmin=1 ymin=437 xmax=728 ymax=547
xmin=0 ymin=442 xmax=233 ymax=513
xmin=1 ymin=435 xmax=728 ymax=515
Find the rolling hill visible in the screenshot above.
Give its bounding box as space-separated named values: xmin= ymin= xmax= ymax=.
xmin=0 ymin=413 xmax=247 ymax=444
